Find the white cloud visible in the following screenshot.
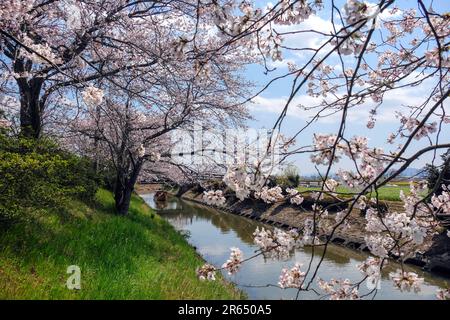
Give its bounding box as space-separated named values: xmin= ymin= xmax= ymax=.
xmin=248 ymin=74 xmax=448 ymax=126
xmin=274 ymin=14 xmax=336 ymax=57
xmin=266 ymin=57 xmax=297 ymax=70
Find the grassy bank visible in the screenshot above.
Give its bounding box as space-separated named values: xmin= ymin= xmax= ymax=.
xmin=0 ymin=189 xmax=243 ymax=299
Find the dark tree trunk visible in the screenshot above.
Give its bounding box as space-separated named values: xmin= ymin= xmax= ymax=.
xmin=113 ymin=162 xmax=142 ymax=215
xmin=114 ymin=182 xmax=134 ymax=215
xmin=17 ymin=76 xmax=45 ymax=139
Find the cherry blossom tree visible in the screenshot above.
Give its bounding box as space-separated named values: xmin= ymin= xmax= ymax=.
xmin=65 ymin=15 xmax=254 ymax=214
xmin=0 ymin=0 xmax=262 ymax=138
xmin=0 ymin=1 xmax=159 ymax=137
xmin=0 ymin=0 xmax=262 ymax=214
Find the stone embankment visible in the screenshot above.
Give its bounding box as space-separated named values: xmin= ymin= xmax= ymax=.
xmin=177 ymin=187 xmax=450 ymax=277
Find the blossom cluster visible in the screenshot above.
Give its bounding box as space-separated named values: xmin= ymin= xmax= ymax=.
xmin=324 ymin=179 xmax=339 ymax=193
xmin=222 ymin=247 xmax=243 ymax=275
xmin=343 ymin=0 xmax=377 ymax=26
xmin=389 ymin=269 xmax=424 ymax=293
xmin=203 ymin=190 xmax=227 ymax=207
xmin=149 ymin=151 xmax=161 ymax=162
xmin=398 ymin=113 xmax=437 ymax=141
xmin=254 ymin=186 xmax=284 ymax=204
xmin=138 ymin=144 xmax=146 ymax=158
xmin=431 ymin=185 xmax=450 ymax=214
xmin=273 ymin=0 xmax=317 ymax=26
xmin=253 ymin=227 xmax=300 ymax=259
xmin=82 ymin=86 xmax=104 ymax=107
xmin=364 ymin=182 xmax=439 ymax=261
xmin=329 ymin=0 xmax=379 ymax=56
xmin=213 ymin=1 xmax=262 ymax=37
xmin=286 ymin=188 xmax=304 ymax=205
xmin=317 ymin=278 xmax=359 ymax=300
xmin=310 ymin=134 xmax=340 ymax=165
xmin=357 ymin=256 xmax=382 ymax=288
xmin=0 ymin=0 xmax=33 ymax=31
xmin=278 ymin=263 xmax=306 ymax=289
xmin=223 ymin=165 xmax=265 ymax=201
xmin=424 ymin=48 xmax=450 ymax=68
xmin=196 ymin=263 xmax=216 ymax=281
xmin=20 ymin=35 xmax=62 ymax=65
xmin=311 ymin=134 xmax=389 ymax=188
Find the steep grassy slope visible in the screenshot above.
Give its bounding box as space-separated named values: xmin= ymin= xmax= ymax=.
xmin=0 ymin=189 xmax=243 ymax=299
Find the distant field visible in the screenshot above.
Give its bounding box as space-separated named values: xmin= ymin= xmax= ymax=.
xmin=297 ymin=183 xmax=416 ymax=202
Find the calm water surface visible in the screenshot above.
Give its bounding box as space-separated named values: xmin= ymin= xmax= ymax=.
xmin=141 ymin=193 xmax=448 ymax=300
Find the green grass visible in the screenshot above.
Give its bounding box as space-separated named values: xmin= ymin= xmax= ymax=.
xmin=297 ymin=184 xmax=415 ymax=201
xmin=0 ymin=189 xmax=243 ymax=299
xmin=365 ymin=185 xmax=413 ymax=201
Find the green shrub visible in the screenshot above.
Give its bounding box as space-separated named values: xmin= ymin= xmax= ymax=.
xmin=0 ymin=133 xmax=100 ymax=224
xmin=275 ymin=165 xmax=300 ymax=188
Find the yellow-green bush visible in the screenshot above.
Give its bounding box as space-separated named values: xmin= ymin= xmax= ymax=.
xmin=0 ymin=133 xmax=100 ymax=224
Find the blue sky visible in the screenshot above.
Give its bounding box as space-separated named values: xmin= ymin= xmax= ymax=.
xmin=242 ymin=0 xmax=450 ymax=175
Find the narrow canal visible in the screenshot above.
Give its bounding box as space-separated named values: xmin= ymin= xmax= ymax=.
xmin=141 ymin=193 xmax=448 ymax=300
